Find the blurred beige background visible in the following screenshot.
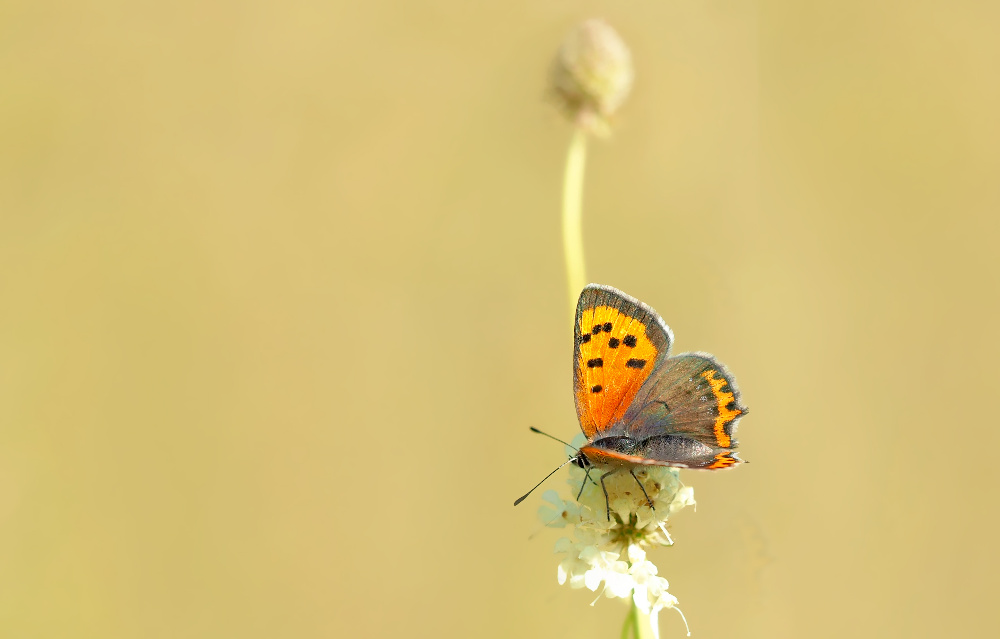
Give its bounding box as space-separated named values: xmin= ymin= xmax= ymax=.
xmin=2 ymin=1 xmax=998 ymax=637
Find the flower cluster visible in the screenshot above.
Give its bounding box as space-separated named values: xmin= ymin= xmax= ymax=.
xmin=538 ymin=436 xmax=694 ymax=636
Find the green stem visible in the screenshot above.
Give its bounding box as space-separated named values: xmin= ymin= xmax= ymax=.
xmin=621 ymin=601 xmax=657 ymax=639
xmin=634 ymin=602 xmax=656 ymax=639
xmin=620 ymin=602 xmax=636 ymax=639
xmin=562 ymin=127 xmax=588 ymax=319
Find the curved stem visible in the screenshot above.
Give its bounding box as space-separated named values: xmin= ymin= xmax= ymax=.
xmin=562 ymin=127 xmax=588 ymax=319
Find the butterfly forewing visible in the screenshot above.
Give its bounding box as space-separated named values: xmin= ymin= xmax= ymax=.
xmin=573 ymin=285 xmax=673 ymax=439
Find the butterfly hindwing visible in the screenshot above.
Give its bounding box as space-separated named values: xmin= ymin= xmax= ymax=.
xmin=623 ymin=352 xmax=748 ymax=451
xmin=573 ymin=284 xmax=673 ymax=440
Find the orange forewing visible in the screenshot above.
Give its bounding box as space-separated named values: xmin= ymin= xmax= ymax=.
xmin=574 ymin=305 xmax=660 ymax=438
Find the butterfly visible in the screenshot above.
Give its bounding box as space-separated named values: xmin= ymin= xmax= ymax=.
xmin=514 ymin=284 xmax=748 ymax=515
xmin=568 ymin=284 xmax=748 ymax=515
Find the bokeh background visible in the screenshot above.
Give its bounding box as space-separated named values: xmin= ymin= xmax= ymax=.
xmin=2 ymin=1 xmax=998 ymax=637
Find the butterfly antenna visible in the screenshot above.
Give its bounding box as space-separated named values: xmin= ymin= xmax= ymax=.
xmin=528 ymin=426 xmax=580 ymax=452
xmin=513 ymin=458 xmax=574 ymax=506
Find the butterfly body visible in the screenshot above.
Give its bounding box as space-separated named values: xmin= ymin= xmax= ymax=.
xmin=573 ymin=285 xmax=747 ymax=474
xmin=578 ymin=434 xmax=723 ymax=469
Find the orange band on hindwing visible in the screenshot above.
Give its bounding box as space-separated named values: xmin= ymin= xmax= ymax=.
xmin=700 ymin=369 xmax=742 ymax=447
xmin=705 ymin=452 xmax=741 ymax=469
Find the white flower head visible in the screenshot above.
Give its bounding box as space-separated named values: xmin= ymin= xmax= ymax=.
xmin=540 ymin=434 xmax=694 ymax=637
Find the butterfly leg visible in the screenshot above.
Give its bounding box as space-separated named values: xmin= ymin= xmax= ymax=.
xmin=629 ymin=469 xmax=655 ymax=510
xmin=599 ymin=470 xmax=618 ymax=521
xmin=576 ymin=467 xmax=594 ymax=502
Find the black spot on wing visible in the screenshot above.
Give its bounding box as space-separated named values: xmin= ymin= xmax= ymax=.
xmin=587 ymin=358 xmax=604 ymax=368
xmin=625 ymin=358 xmax=647 ymax=369
xmin=623 ymin=335 xmax=637 ymax=348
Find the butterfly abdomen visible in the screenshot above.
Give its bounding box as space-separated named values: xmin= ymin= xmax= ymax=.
xmin=642 ymin=435 xmax=715 ymax=465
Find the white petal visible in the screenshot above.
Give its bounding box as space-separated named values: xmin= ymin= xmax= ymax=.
xmin=541 ymin=489 xmax=563 ymax=506
xmin=632 ymin=583 xmax=651 ymax=613
xmin=627 ymin=544 xmax=646 ymax=564
xmin=649 ymin=607 xmax=661 ymax=639
xmin=604 ymin=569 xmax=635 ymax=598
xmin=538 ymin=506 xmax=569 ymax=527
xmin=584 ymin=567 xmax=605 ymax=591
xmin=553 ymin=537 xmax=575 ymax=554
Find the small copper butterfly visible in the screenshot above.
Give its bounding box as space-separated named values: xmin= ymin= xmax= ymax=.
xmin=515 ymin=284 xmax=748 ymax=513
xmin=571 ymin=284 xmax=748 ymax=476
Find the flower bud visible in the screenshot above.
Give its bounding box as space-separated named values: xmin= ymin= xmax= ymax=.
xmin=550 ymin=19 xmax=634 ymax=136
